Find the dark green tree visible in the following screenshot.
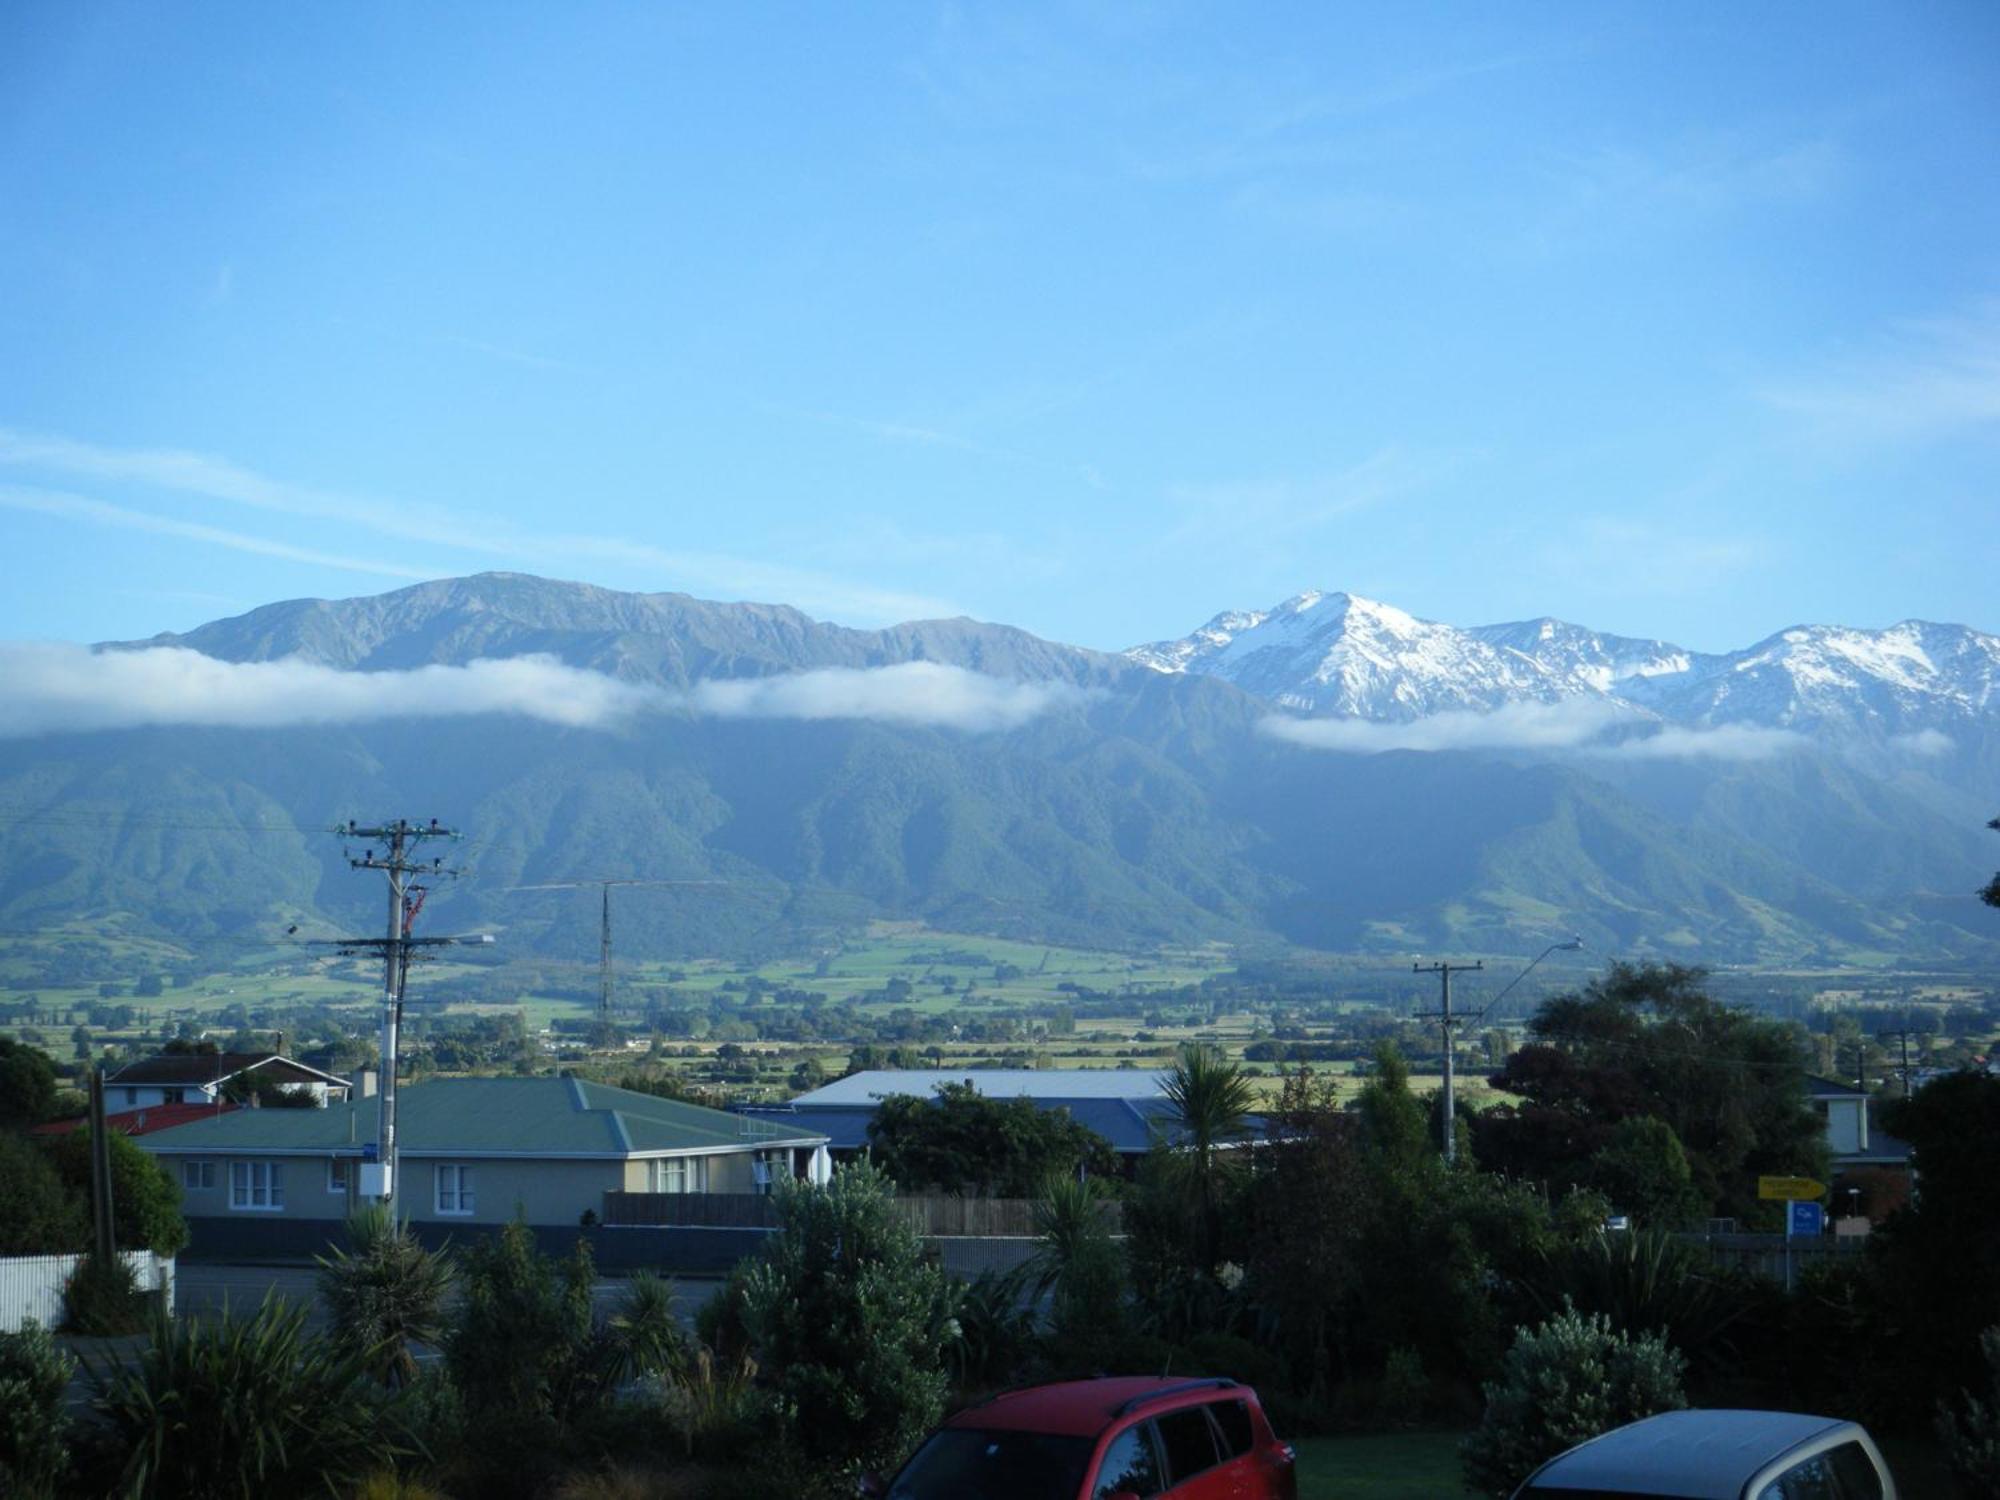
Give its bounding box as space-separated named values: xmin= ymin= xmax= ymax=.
xmin=1490 ymin=964 xmax=1824 ymax=1221
xmin=0 ymin=1135 xmax=85 ymax=1256
xmin=1585 ymin=1117 xmax=1705 ymax=1230
xmin=867 ymin=1082 xmax=1117 ymax=1196
xmin=41 ymin=1129 xmax=187 ymax=1256
xmin=0 ymin=1039 xmax=58 ymax=1128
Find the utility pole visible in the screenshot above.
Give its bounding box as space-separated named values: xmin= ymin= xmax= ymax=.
xmin=337 ymin=819 xmax=460 ymax=1204
xmin=1415 ymin=959 xmax=1482 ymax=1165
xmin=508 ymin=879 xmax=722 ymax=1034
xmin=1874 ymin=1024 xmax=1915 ymax=1097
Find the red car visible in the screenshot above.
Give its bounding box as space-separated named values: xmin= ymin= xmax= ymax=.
xmin=863 ymin=1376 xmax=1299 ymax=1500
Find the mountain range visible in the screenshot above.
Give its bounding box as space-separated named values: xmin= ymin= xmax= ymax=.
xmin=2 ymin=573 xmax=1995 ymax=970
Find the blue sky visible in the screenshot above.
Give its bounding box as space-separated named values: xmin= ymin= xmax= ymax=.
xmin=2 ymin=2 xmax=1995 ymax=653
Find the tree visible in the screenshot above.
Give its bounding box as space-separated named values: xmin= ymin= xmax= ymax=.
xmin=1585 ymin=1117 xmax=1705 ymax=1230
xmin=317 ymin=1206 xmax=452 ymax=1388
xmin=740 ymin=1163 xmax=959 ymax=1489
xmin=1027 ymin=1173 xmax=1126 ymax=1347
xmin=42 ymin=1129 xmax=188 ymax=1256
xmin=1873 ymin=1071 xmax=2000 ymax=1414
xmin=867 ymin=1082 xmax=1117 ymax=1197
xmin=1160 ymin=1042 xmax=1258 ymax=1271
xmin=1488 ymin=964 xmax=1824 ymax=1221
xmin=0 ymin=1039 xmax=58 ymax=1128
xmin=0 ymin=1136 xmax=86 ymax=1256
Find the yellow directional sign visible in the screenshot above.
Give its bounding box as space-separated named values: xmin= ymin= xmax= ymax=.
xmin=1759 ymin=1175 xmax=1826 ymax=1201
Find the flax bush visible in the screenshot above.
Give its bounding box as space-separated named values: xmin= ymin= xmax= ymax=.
xmin=1461 ymin=1302 xmax=1688 ymax=1498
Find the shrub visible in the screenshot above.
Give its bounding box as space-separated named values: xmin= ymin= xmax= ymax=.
xmin=43 ymin=1129 xmax=188 ymax=1256
xmin=947 ymin=1263 xmax=1034 ymax=1389
xmin=1461 ymin=1303 xmax=1688 ymax=1499
xmin=65 ymin=1250 xmax=144 ymax=1335
xmin=740 ymin=1164 xmax=960 ymax=1492
xmin=317 ymin=1205 xmax=453 ymax=1387
xmin=91 ymin=1296 xmax=417 ymax=1499
xmin=0 ymin=1320 xmax=73 ymax=1499
xmin=1937 ymin=1325 xmax=2000 ymax=1496
xmin=1377 ymin=1345 xmax=1430 ymax=1429
xmin=1529 ymin=1227 xmax=1752 ymax=1378
xmin=0 ymin=1132 xmax=86 ymax=1256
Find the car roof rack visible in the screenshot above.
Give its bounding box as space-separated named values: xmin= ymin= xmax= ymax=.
xmin=1113 ymin=1378 xmax=1239 ymax=1416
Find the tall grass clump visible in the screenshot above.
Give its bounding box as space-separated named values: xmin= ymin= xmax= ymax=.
xmin=317 ymin=1205 xmax=453 ymax=1387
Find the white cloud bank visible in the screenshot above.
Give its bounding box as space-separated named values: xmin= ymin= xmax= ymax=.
xmin=0 ymin=647 xmax=1078 ymax=738
xmin=1261 ymin=700 xmax=1807 ymax=761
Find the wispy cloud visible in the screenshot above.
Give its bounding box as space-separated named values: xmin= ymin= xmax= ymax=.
xmin=0 ymin=648 xmax=1080 ymax=738
xmin=0 ymin=429 xmax=955 ymax=625
xmin=1757 ymin=299 xmax=2000 ymax=450
xmin=0 ymin=485 xmax=433 ymax=581
xmin=1166 ymin=447 xmax=1449 ymax=550
xmin=1261 ymin=699 xmax=1806 ymax=760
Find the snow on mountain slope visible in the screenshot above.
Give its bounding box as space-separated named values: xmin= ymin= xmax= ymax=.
xmin=1126 ymin=592 xmax=1574 ymax=718
xmin=1130 ymin=593 xmax=2000 ymax=737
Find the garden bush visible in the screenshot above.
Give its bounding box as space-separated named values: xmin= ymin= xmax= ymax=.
xmin=64 ymin=1250 xmax=145 ymax=1335
xmin=317 ymin=1205 xmax=453 ymax=1387
xmin=1937 ymin=1325 xmax=2000 ymax=1497
xmin=1461 ymin=1303 xmax=1688 ymax=1498
xmin=0 ymin=1320 xmax=73 ymax=1499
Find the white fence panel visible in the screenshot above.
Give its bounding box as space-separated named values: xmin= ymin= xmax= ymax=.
xmin=0 ymin=1251 xmax=175 ymax=1332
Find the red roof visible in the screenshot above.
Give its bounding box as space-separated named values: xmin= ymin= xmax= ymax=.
xmin=951 ymin=1378 xmax=1235 ymax=1437
xmin=33 ymin=1101 xmax=240 ymax=1138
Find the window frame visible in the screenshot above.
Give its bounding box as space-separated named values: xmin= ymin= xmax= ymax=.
xmin=227 ymin=1160 xmax=284 ymax=1212
xmin=327 ymin=1157 xmax=351 ymax=1194
xmin=434 ymin=1163 xmax=476 ymax=1217
xmin=1091 ymin=1418 xmax=1166 ymax=1500
xmin=649 ymin=1155 xmax=708 ymax=1194
xmin=181 ymin=1159 xmax=216 ymax=1191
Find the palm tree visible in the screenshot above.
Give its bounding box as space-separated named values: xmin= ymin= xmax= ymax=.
xmin=315 ymin=1205 xmax=451 ymax=1388
xmin=1161 ymin=1042 xmax=1257 ymax=1271
xmin=1029 ymin=1172 xmax=1124 ymax=1341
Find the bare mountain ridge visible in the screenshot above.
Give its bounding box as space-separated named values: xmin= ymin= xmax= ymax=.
xmin=133 ymin=572 xmax=1134 ymax=690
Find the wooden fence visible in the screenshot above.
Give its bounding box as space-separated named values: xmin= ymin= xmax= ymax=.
xmin=602 ymin=1192 xmax=1122 ymax=1238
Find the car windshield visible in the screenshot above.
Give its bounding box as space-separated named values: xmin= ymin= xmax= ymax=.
xmin=1517 ymin=1491 xmax=1706 ymax=1499
xmin=888 ymin=1427 xmax=1095 ymax=1500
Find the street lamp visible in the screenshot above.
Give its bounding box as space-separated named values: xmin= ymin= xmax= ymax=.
xmin=1476 ymin=937 xmax=1585 ymax=1026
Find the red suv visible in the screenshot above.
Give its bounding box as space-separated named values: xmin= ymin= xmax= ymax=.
xmin=863 ymin=1376 xmax=1299 ymax=1500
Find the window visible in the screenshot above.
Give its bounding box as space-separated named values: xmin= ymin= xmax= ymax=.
xmin=181 ymin=1160 xmax=216 ymax=1191
xmin=1155 ymin=1408 xmax=1221 ymax=1485
xmin=435 ymin=1164 xmax=475 ymax=1215
xmin=327 ymin=1158 xmax=351 ymax=1194
xmin=885 ymin=1428 xmax=1092 ymax=1500
xmin=1091 ymin=1423 xmax=1163 ymax=1500
xmin=1754 ymin=1442 xmax=1884 ymax=1500
xmin=228 ymin=1161 xmax=284 ymax=1211
xmin=752 ymin=1149 xmax=789 ymax=1193
xmin=648 ymin=1156 xmax=706 ymax=1194
xmin=162 ymin=1088 xmax=184 ymax=1104
xmin=1207 ymin=1399 xmax=1254 ymax=1459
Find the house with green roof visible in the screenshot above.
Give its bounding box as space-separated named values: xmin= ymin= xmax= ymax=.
xmin=138 ymin=1076 xmax=831 ymax=1262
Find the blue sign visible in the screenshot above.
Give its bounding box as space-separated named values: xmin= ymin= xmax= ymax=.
xmin=1787 ymin=1200 xmax=1824 ymax=1238
xmin=361 ymin=1143 xmax=379 ymax=1163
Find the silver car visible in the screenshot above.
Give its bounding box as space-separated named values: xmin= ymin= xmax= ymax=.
xmin=1513 ymin=1409 xmax=1896 ymax=1499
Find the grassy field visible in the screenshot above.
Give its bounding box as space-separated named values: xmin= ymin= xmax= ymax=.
xmin=1294 ymin=1431 xmax=1475 ymax=1499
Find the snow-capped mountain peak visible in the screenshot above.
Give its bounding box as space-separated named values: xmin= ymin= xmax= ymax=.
xmin=1127 ymin=593 xmax=2000 ymax=737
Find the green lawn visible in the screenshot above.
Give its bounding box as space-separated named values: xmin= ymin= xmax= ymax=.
xmin=1294 ymin=1431 xmax=1476 ymax=1499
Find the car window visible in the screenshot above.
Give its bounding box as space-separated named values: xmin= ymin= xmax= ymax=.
xmin=1755 ymin=1452 xmax=1840 ymax=1500
xmin=1825 ymin=1441 xmax=1884 ymax=1500
xmin=1208 ymin=1399 xmax=1254 ymax=1459
xmin=888 ymin=1428 xmax=1094 ymax=1500
xmin=1156 ymin=1407 xmax=1221 ymax=1483
xmin=1093 ymin=1422 xmax=1164 ymax=1500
